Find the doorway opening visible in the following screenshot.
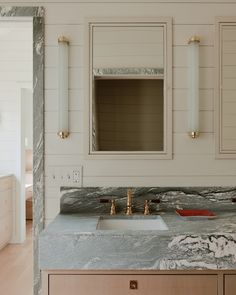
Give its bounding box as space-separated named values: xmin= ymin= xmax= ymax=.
xmin=0 ymin=19 xmax=33 ymax=244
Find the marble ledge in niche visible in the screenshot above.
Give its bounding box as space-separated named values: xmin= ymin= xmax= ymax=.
xmin=93 ymin=67 xmax=164 ymax=77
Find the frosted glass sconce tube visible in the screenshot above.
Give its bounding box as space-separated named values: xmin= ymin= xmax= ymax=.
xmin=58 ymin=36 xmax=69 ymax=139
xmin=188 ymin=36 xmax=200 ymax=139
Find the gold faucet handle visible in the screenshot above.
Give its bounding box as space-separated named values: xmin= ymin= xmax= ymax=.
xmin=144 ymin=198 xmax=161 ymax=215
xmin=144 ymin=200 xmax=150 ymax=215
xmin=99 ymin=198 xmax=116 ymax=215
xmin=110 ymin=199 xmax=116 ymax=215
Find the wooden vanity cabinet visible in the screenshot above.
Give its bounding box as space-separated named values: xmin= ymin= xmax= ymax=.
xmin=224 ymin=275 xmax=236 ymax=295
xmin=0 ymin=176 xmax=13 ymax=250
xmin=42 ymin=271 xmax=220 ymax=295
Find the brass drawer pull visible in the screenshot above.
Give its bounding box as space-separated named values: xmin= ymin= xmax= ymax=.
xmin=130 ymin=280 xmax=138 ymax=290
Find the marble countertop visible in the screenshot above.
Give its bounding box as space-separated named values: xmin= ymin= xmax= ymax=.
xmin=39 ymin=210 xmax=236 ymax=270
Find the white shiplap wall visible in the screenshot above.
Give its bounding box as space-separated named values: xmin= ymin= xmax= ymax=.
xmin=0 ymin=21 xmax=32 ymax=241
xmin=2 ymin=1 xmax=236 ymax=225
xmin=0 ymin=21 xmax=32 ymax=174
xmin=93 ymin=26 xmax=164 ymax=68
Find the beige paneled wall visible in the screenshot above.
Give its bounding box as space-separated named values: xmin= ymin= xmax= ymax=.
xmin=2 ymin=1 xmax=236 ymax=224
xmin=221 ymin=25 xmax=236 ymax=150
xmin=93 ymin=26 xmax=164 ymax=68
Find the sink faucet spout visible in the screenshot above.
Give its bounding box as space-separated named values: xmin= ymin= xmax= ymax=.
xmin=125 ymin=188 xmax=133 ymax=215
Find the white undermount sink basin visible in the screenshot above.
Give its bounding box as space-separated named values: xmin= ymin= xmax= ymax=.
xmin=96 ymin=216 xmax=168 ymax=231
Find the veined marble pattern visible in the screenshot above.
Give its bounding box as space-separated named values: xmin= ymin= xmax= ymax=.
xmin=0 ymin=6 xmax=44 ymax=17
xmin=39 ymin=212 xmax=236 ymax=270
xmin=0 ymin=7 xmax=45 ymax=295
xmin=93 ymin=67 xmax=164 ymax=76
xmin=47 ymin=187 xmax=236 ymax=271
xmin=60 ymin=187 xmax=236 ymax=214
xmin=160 ymin=233 xmax=236 ymax=270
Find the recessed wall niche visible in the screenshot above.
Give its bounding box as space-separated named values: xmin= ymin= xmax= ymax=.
xmin=85 ymin=18 xmax=172 ymax=159
xmin=94 ymin=78 xmax=164 ymax=152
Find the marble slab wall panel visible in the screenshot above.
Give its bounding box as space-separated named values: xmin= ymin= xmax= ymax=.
xmin=60 ymin=187 xmax=236 ymax=214
xmin=0 ymin=7 xmax=45 ymax=295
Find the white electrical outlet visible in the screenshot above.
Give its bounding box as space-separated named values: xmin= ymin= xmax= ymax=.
xmin=73 ymin=170 xmax=81 ymax=183
xmin=49 ymin=166 xmax=83 ymax=187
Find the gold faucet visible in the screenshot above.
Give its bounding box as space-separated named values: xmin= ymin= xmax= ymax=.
xmin=100 ymin=198 xmax=116 ymax=215
xmin=125 ymin=188 xmax=133 ymax=215
xmin=110 ymin=199 xmax=116 ymax=215
xmin=144 ymin=200 xmax=150 ymax=215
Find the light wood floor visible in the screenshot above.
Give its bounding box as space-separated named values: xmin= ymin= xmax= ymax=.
xmin=0 ymin=221 xmax=33 ymax=295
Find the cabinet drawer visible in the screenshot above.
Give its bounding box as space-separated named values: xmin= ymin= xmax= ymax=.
xmin=49 ymin=274 xmax=217 ymax=295
xmin=225 ymin=275 xmax=236 ymax=295
xmin=0 ymin=215 xmax=12 ymax=250
xmin=0 ymin=177 xmax=12 ymax=192
xmin=0 ymin=189 xmax=13 ymax=218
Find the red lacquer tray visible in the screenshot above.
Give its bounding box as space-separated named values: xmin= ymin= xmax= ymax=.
xmin=176 ymin=209 xmax=216 ymax=220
